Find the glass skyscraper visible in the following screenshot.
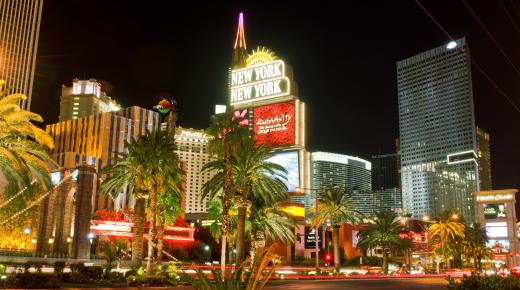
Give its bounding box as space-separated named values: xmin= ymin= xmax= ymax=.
xmin=309 ymin=152 xmax=373 ymax=215
xmin=397 ymin=38 xmax=479 ymax=222
xmin=0 ymin=0 xmax=44 ymax=110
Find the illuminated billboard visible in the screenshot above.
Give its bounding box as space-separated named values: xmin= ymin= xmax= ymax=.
xmin=487 ymin=239 xmax=510 ymax=253
xmin=230 ymin=60 xmax=291 ymax=106
xmin=253 ymin=101 xmax=295 ymax=147
xmin=267 ymin=151 xmax=299 ymax=192
xmin=486 ymin=222 xmax=508 ymax=238
xmin=483 ymin=203 xmax=507 ymax=219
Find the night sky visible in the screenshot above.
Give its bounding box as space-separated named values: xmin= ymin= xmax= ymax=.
xmin=32 ymin=1 xmax=519 ymax=191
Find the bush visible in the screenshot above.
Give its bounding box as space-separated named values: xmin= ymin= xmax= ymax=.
xmin=83 ymin=266 xmax=104 ymax=280
xmin=70 ymin=262 xmax=85 ymax=273
xmin=62 ymin=272 xmax=89 ymax=283
xmin=54 ymin=261 xmax=66 ymax=279
xmin=109 ymin=271 xmax=126 ymax=283
xmin=447 ymin=274 xmax=520 ymax=290
xmin=14 ymin=273 xmax=59 ymax=288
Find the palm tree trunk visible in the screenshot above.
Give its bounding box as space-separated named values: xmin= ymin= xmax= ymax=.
xmin=383 ymin=249 xmax=388 ymax=274
xmin=236 ymin=202 xmax=246 ymax=266
xmin=131 ymin=197 xmax=146 ymax=267
xmin=332 ymin=226 xmax=340 ymax=271
xmin=220 ymin=235 xmax=227 ymax=273
xmin=156 ymin=223 xmax=164 ymax=265
xmin=220 ymin=149 xmax=232 ymax=277
xmin=146 ymin=188 xmax=157 ymax=277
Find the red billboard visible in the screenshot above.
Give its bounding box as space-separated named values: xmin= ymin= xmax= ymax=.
xmin=253 ymin=101 xmax=295 ymax=147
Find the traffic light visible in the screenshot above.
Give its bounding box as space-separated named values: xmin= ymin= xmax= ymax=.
xmin=325 ymin=253 xmax=332 ymax=262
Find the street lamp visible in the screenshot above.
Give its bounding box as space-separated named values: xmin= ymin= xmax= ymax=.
xmin=295 ymin=186 xmax=323 ymax=271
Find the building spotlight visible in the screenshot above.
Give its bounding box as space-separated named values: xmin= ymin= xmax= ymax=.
xmin=446 ymin=41 xmax=457 ymax=49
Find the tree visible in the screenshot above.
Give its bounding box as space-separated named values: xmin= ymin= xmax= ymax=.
xmin=356 ymin=210 xmax=411 ymax=274
xmin=464 ymin=223 xmax=492 ymax=272
xmin=311 ymin=186 xmax=362 ymax=271
xmin=249 ymin=198 xmax=295 ymax=261
xmin=0 ymin=80 xmax=55 ymax=195
xmin=201 ymin=111 xmax=246 ymax=274
xmin=230 ymin=139 xmax=288 ymax=266
xmin=101 ymin=239 xmax=129 ymax=276
xmin=155 ymin=190 xmax=183 ymax=264
xmin=428 ymin=211 xmax=465 ymax=271
xmin=100 ymin=130 xmax=182 ymax=276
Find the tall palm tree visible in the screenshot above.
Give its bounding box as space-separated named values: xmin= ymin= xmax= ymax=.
xmin=0 ymin=80 xmax=55 ymax=193
xmin=356 ymin=210 xmax=410 ymax=274
xmin=464 ymin=223 xmax=491 ymax=272
xmin=428 ymin=211 xmax=465 ymax=270
xmin=311 ymin=186 xmax=362 ymax=271
xmin=155 ymin=189 xmax=183 ymax=264
xmin=231 ymin=139 xmax=288 ymax=266
xmin=100 ymin=130 xmax=181 ymax=276
xmin=201 ymin=111 xmax=246 ymax=274
xmin=249 ymin=198 xmax=295 ymax=262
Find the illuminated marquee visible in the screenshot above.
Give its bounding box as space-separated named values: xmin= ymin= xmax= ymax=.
xmin=230 ymin=60 xmax=290 ymax=106
xmin=476 ymin=194 xmax=514 ymax=201
xmin=253 ymin=101 xmax=295 ymax=147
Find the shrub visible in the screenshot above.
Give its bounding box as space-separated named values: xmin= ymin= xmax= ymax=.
xmin=14 ymin=273 xmax=59 ymax=288
xmin=54 ymin=261 xmax=66 ymax=279
xmin=70 ymin=262 xmax=85 ymax=273
xmin=83 ymin=266 xmax=104 ymax=280
xmin=447 ymin=274 xmax=520 ymax=290
xmin=62 ymin=272 xmax=89 ymax=283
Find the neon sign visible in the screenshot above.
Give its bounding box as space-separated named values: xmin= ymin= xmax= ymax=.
xmin=476 ymin=194 xmax=514 ymax=201
xmin=230 ymin=60 xmax=291 ymax=106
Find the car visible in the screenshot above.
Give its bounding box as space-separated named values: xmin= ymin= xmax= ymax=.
xmin=446 ymin=268 xmax=473 ymax=277
xmin=510 ymin=267 xmax=520 ymax=277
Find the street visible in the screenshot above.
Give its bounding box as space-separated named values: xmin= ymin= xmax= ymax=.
xmin=265 ymin=277 xmax=449 ymax=290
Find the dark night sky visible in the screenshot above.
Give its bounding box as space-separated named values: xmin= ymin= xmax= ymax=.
xmin=32 ymin=1 xmax=519 ymax=190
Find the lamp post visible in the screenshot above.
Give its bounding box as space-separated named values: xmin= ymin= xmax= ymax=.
xmin=296 ymin=186 xmax=322 ymax=271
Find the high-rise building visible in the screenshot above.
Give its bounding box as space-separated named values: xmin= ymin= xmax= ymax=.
xmin=174 ymin=127 xmax=215 ymax=219
xmin=0 ymin=0 xmax=44 ymax=110
xmin=476 ymin=126 xmax=492 ymax=190
xmin=371 ymin=153 xmax=399 ymax=190
xmin=397 ymin=38 xmax=479 ymax=221
xmin=46 ymin=106 xmax=160 ymax=210
xmin=310 ymin=152 xmax=374 ymax=215
xmin=59 ymin=79 xmax=121 ymax=121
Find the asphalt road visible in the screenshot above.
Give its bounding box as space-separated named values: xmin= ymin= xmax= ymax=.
xmin=265 ymin=277 xmax=449 ymax=290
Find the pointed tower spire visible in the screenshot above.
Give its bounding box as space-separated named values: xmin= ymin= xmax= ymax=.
xmin=231 ymin=12 xmax=248 ymax=69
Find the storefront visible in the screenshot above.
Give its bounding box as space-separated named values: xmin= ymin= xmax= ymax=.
xmin=475 ymin=189 xmax=519 ymax=267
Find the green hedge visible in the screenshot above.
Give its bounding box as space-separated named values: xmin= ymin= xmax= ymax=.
xmin=447 ymin=274 xmax=520 ymax=290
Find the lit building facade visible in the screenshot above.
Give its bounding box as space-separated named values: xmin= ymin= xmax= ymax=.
xmin=0 ymin=0 xmax=43 ymax=110
xmin=59 ymin=79 xmax=121 ymax=121
xmin=397 ymin=38 xmax=479 ymax=222
xmin=475 ymin=189 xmax=519 ymax=266
xmin=46 ymin=106 xmax=160 ymax=210
xmin=476 ymin=126 xmax=492 ymax=190
xmin=174 ymin=127 xmax=215 ymax=219
xmin=310 ymin=152 xmax=373 ymax=215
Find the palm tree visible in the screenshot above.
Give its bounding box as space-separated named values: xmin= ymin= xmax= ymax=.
xmin=100 ymin=239 xmax=129 ymax=276
xmin=201 ymin=111 xmax=246 ymax=274
xmin=0 ymin=80 xmax=55 ymax=193
xmin=464 ymin=223 xmax=491 ymax=272
xmin=311 ymin=186 xmax=362 ymax=271
xmin=230 ymin=139 xmax=288 ymax=266
xmin=428 ymin=211 xmax=465 ymax=270
xmin=249 ymin=198 xmax=295 ymax=262
xmin=155 ymin=189 xmax=183 ymax=264
xmin=356 ymin=210 xmax=410 ymax=274
xmin=100 ymin=130 xmax=181 ymax=276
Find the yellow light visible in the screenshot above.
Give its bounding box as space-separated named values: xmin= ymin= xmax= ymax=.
xmin=246 ymin=46 xmax=277 ymax=67
xmin=452 ymin=214 xmax=459 ymax=220
xmin=281 ymin=204 xmax=305 ymax=218
xmin=48 ymin=238 xmax=54 ymax=244
xmin=66 ymin=237 xmax=72 ymax=243
xmin=422 ymin=216 xmax=429 ymax=221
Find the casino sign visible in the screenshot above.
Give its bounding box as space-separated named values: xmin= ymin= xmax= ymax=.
xmin=230 ymin=47 xmax=294 ymax=107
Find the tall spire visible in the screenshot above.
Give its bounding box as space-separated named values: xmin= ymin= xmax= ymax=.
xmin=234 ymin=12 xmax=247 ymax=49
xmin=231 ymin=12 xmax=248 ymax=69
